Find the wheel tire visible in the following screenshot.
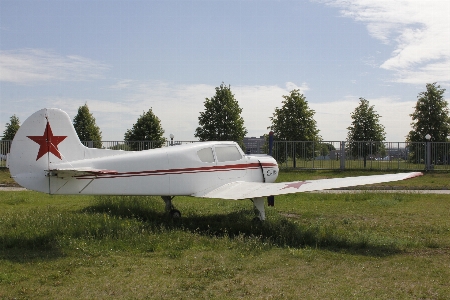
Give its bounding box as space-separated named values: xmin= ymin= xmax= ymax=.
xmin=170 ymin=209 xmax=181 ymax=219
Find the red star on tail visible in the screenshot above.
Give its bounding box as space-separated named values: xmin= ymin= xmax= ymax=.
xmin=27 ymin=121 xmax=67 ymax=161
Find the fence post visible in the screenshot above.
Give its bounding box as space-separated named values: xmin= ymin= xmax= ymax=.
xmin=312 ymin=141 xmax=315 ymax=169
xmin=268 ymin=131 xmax=273 ymax=156
xmin=426 ymin=140 xmax=431 ymax=171
xmin=267 ymin=132 xmax=275 ymax=207
xmin=340 ymin=141 xmax=346 ymax=170
xmin=293 ymin=142 xmax=296 ymax=168
xmin=285 ymin=141 xmax=288 ymax=169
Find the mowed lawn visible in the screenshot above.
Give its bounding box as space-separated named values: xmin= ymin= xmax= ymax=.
xmin=1 ymin=169 xmax=450 ymax=299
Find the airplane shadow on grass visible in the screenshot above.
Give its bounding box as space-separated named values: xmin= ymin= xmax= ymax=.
xmin=82 ymin=197 xmax=403 ymax=258
xmin=0 ymin=234 xmax=65 ymax=262
xmin=0 ymin=197 xmax=402 ymax=262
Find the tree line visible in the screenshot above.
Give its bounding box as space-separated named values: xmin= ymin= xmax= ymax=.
xmin=2 ymin=82 xmax=448 ymax=156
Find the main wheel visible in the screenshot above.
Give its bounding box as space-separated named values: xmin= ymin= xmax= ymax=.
xmin=170 ymin=209 xmax=181 ymax=219
xmin=252 ymin=216 xmax=262 ymax=222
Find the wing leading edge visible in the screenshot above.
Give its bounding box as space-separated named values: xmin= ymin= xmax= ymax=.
xmin=194 ymin=172 xmax=423 ymax=200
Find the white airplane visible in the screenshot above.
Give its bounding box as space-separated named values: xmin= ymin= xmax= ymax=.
xmin=8 ymin=108 xmax=422 ymax=221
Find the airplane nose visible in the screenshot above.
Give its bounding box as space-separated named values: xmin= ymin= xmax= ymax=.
xmin=256 ymin=155 xmax=279 ymax=183
xmin=272 ymin=157 xmax=279 ymax=180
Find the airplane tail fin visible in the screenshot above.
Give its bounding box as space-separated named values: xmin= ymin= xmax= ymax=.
xmin=8 ymin=108 xmax=88 ymax=191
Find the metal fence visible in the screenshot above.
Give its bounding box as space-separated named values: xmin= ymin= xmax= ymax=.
xmin=1 ymin=139 xmax=449 ymax=171
xmin=0 ymin=140 xmax=10 ymax=167
xmin=271 ymin=141 xmax=446 ymax=171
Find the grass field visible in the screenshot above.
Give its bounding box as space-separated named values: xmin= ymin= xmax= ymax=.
xmin=1 ymin=169 xmax=450 ymax=299
xmin=0 ymin=168 xmax=17 ymax=187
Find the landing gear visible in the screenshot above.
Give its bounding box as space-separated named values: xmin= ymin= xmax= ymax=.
xmin=161 ymin=196 xmax=181 ymax=219
xmin=161 ymin=196 xmax=266 ymax=221
xmin=252 ymin=197 xmax=266 ymax=221
xmin=170 ymin=209 xmax=181 ymax=219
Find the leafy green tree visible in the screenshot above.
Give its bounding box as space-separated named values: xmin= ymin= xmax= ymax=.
xmin=347 ymin=98 xmax=386 ymax=167
xmin=195 ymin=83 xmax=247 ymax=143
xmin=269 ymin=89 xmax=320 ymax=141
xmin=109 ymin=143 xmax=132 ymax=151
xmin=268 ymin=89 xmax=320 ymax=163
xmin=2 ymin=115 xmax=20 ymax=140
xmin=124 ymin=108 xmax=165 ymax=150
xmin=318 ymin=142 xmax=336 ymax=157
xmin=73 ymin=104 xmax=102 ymax=148
xmin=1 ymin=114 xmax=20 ymax=154
xmin=406 ymin=83 xmax=450 ymax=163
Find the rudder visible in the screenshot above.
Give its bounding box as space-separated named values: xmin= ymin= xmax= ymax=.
xmin=9 ymin=108 xmax=87 ymax=192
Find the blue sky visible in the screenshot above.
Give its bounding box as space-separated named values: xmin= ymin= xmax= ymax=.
xmin=1 ymin=0 xmax=449 ymax=142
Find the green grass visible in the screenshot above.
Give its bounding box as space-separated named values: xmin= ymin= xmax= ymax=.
xmin=1 ymin=183 xmax=450 ymax=298
xmin=0 ymin=168 xmax=18 ymax=186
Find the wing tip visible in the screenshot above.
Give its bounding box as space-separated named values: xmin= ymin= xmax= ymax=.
xmin=404 ymin=172 xmax=423 ymax=180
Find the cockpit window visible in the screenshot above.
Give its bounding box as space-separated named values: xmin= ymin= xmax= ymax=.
xmin=197 ymin=147 xmax=215 ymax=163
xmin=215 ymin=146 xmax=242 ymax=162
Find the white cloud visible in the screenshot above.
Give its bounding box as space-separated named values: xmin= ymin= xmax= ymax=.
xmin=108 ymin=79 xmax=136 ymax=90
xmin=0 ymin=49 xmax=110 ymax=84
xmin=285 ymin=82 xmax=310 ymax=92
xmin=322 ymin=0 xmax=450 ymax=85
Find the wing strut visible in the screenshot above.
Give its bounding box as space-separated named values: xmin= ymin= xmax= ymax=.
xmin=79 ymin=176 xmax=97 ymax=193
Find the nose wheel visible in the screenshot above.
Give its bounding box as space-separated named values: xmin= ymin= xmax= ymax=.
xmin=162 ymin=196 xmax=181 ymax=219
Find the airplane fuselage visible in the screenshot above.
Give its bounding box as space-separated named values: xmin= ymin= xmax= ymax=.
xmin=46 ymin=142 xmax=278 ymax=196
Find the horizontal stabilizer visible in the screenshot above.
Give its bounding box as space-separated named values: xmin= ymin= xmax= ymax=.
xmin=47 ymin=167 xmax=118 ymax=178
xmin=194 ymin=172 xmax=423 ymax=200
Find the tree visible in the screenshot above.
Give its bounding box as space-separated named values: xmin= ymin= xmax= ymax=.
xmin=73 ymin=104 xmax=102 ymax=148
xmin=195 ymin=83 xmax=247 ymax=143
xmin=318 ymin=142 xmax=336 ymax=157
xmin=1 ymin=114 xmax=20 ymax=155
xmin=124 ymin=108 xmax=165 ymax=150
xmin=108 ymin=143 xmax=132 ymax=151
xmin=269 ymin=89 xmax=320 ymax=141
xmin=346 ymin=98 xmax=386 ymax=168
xmin=406 ymin=83 xmax=450 ymax=163
xmin=268 ymin=89 xmax=320 ymax=163
xmin=2 ymin=115 xmax=20 ymax=140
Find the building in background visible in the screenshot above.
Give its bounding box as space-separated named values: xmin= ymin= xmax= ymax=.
xmin=243 ymin=136 xmax=265 ymax=154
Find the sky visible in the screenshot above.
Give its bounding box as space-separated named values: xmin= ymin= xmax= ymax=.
xmin=1 ymin=0 xmax=449 ymax=142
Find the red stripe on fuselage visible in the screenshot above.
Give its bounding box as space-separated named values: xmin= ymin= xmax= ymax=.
xmin=75 ymin=162 xmax=277 ymax=180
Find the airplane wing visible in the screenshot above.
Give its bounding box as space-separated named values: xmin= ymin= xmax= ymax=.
xmin=194 ymin=172 xmax=423 ymax=200
xmin=46 ymin=167 xmax=118 ymax=178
